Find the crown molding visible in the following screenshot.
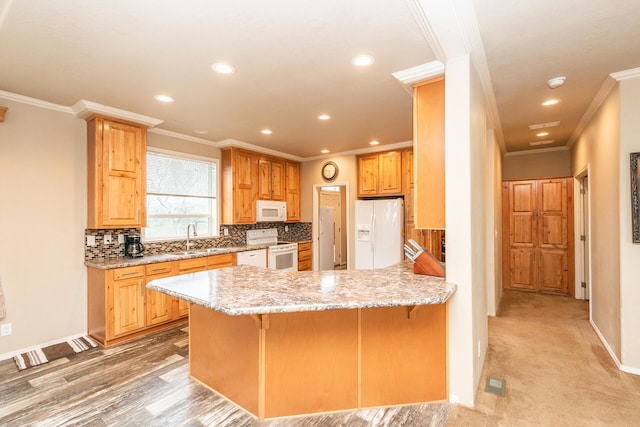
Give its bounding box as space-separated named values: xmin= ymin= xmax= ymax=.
xmin=566 ymin=76 xmax=618 ymax=149
xmin=0 ymin=90 xmax=74 ymax=114
xmin=71 ymin=100 xmax=163 ymax=127
xmin=216 ymin=139 xmax=304 ymax=162
xmin=148 ymin=127 xmax=218 ymax=146
xmin=392 ymin=61 xmax=444 ymax=94
xmin=303 ymin=140 xmax=413 ymax=162
xmin=504 ymin=146 xmax=569 ymax=157
xmin=611 ymin=67 xmax=640 ymax=81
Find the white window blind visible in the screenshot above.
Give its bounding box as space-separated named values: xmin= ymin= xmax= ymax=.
xmin=144 ymin=151 xmax=218 ymax=240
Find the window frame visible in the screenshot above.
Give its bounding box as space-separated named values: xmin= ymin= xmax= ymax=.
xmin=143 ymin=147 xmax=221 ymax=242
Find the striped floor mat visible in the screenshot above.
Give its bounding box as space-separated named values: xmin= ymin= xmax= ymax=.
xmin=13 ymin=336 xmax=98 ymax=371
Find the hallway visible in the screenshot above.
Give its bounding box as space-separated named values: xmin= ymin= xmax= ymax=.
xmin=450 ymin=290 xmax=640 ymax=426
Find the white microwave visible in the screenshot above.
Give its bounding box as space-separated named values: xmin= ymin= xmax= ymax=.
xmin=256 ymin=200 xmax=287 ymax=222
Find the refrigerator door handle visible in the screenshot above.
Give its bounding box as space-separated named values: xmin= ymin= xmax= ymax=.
xmin=370 ymin=213 xmax=376 ymax=252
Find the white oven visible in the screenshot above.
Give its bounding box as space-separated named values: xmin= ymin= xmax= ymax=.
xmin=246 ymin=228 xmax=298 ymax=272
xmin=256 ymin=200 xmax=287 ymax=222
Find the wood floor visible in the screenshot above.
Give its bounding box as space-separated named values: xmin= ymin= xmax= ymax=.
xmin=0 ymin=323 xmax=451 ymax=426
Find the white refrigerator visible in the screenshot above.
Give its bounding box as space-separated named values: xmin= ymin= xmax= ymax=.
xmin=355 ymin=198 xmax=404 ymax=269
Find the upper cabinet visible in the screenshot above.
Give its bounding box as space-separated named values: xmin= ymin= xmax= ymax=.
xmin=86 ymin=115 xmax=146 ymax=228
xmin=221 ymin=148 xmax=301 ymax=224
xmin=258 ymin=157 xmax=286 ymax=201
xmin=221 ymin=148 xmax=258 ymax=224
xmin=285 ymin=161 xmax=301 ymax=222
xmin=357 ymin=150 xmax=402 ymax=197
xmin=413 ymin=78 xmax=445 ymax=230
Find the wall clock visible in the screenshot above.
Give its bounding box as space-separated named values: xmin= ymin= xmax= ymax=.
xmin=321 ymin=161 xmax=338 ymax=182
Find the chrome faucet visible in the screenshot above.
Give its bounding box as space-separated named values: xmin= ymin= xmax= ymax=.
xmin=186 ymin=223 xmax=197 ymax=250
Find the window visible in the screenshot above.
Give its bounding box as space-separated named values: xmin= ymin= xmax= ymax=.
xmin=144 ymin=150 xmax=218 ymax=241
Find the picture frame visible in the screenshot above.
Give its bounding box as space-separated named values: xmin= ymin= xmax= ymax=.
xmin=631 ymin=152 xmax=640 ymax=243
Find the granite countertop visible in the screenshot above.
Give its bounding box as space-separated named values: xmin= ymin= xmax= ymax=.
xmin=147 ymin=261 xmax=456 ymax=315
xmin=84 ymin=245 xmax=268 ymax=270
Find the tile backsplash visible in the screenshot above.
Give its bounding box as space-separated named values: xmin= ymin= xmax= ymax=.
xmin=84 ymin=222 xmax=312 ymax=260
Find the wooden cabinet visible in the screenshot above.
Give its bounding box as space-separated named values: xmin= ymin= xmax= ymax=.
xmin=221 ymin=148 xmax=259 ymax=224
xmin=502 ymin=178 xmax=574 ymax=295
xmin=86 ymin=115 xmax=146 ymax=228
xmin=298 ymin=241 xmax=312 ymax=271
xmin=176 ymin=254 xmax=236 ymax=316
xmin=285 ymin=161 xmax=301 ymax=222
xmin=222 ymin=148 xmax=301 ymax=224
xmin=111 ymin=266 xmax=146 ymax=337
xmin=357 ymin=150 xmax=402 ymax=197
xmin=258 ymin=157 xmax=285 ymax=201
xmin=413 ymin=78 xmax=445 ymax=229
xmin=145 ymin=262 xmax=176 ymax=327
xmin=208 ymin=253 xmax=235 ymax=269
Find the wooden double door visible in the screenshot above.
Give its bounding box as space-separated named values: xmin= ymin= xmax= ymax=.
xmin=502 ymin=178 xmax=574 ymax=295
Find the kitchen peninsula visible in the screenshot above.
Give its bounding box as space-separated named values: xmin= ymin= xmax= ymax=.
xmin=147 ymin=262 xmax=456 ymax=421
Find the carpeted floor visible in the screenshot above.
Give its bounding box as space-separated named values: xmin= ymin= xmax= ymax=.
xmin=448 ymin=290 xmax=640 ymax=426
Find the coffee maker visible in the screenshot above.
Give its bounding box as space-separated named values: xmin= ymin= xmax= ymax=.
xmin=124 ymin=234 xmax=145 ymax=258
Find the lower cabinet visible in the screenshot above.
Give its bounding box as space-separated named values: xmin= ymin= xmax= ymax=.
xmin=87 ymin=253 xmax=236 ymax=347
xmin=298 ymin=242 xmax=312 ymax=271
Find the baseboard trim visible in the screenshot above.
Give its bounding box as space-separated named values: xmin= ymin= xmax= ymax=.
xmin=0 ymin=331 xmax=88 ymax=362
xmin=590 ymin=320 xmax=622 ymax=369
xmin=620 ymin=364 xmax=640 ymax=376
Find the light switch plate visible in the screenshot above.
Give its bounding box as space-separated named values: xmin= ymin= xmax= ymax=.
xmin=1 ymin=323 xmax=12 ymax=336
xmin=87 ymin=236 xmax=96 ymax=246
xmin=103 ymin=234 xmax=112 ymax=244
xmin=223 ymin=228 xmax=229 ymax=236
xmin=118 ymin=234 xmax=125 ymax=244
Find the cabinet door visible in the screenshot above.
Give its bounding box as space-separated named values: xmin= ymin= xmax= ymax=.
xmin=509 ymin=249 xmax=537 ymax=290
xmin=271 ymin=160 xmax=286 ymax=201
xmin=358 ymin=155 xmax=379 ymax=197
xmin=286 ymin=161 xmax=301 ymax=222
xmin=258 ymin=159 xmax=272 ymax=200
xmin=112 ymin=277 xmax=146 ymax=336
xmin=509 ymin=181 xmax=537 ymax=248
xmin=378 ymin=151 xmax=402 ymax=194
xmin=538 ymin=179 xmax=568 ymax=249
xmin=235 ymin=150 xmax=257 ymax=223
xmin=145 ymin=262 xmax=175 ymax=326
xmin=102 ymin=120 xmax=145 ymax=227
xmin=538 ymin=249 xmax=568 ymax=294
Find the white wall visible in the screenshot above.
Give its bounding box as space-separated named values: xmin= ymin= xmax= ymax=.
xmin=445 ymin=54 xmax=490 ymax=405
xmin=486 ymin=129 xmax=503 ymax=316
xmin=618 ymin=77 xmax=640 ymax=371
xmin=0 ymin=99 xmax=87 ymax=357
xmin=502 ymin=149 xmax=571 ymax=181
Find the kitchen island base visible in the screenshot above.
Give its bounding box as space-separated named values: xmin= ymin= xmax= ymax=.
xmin=189 ymin=303 xmax=447 ymax=420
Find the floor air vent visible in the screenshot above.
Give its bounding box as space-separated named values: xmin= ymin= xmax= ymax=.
xmin=485 ymin=376 xmax=506 ymax=397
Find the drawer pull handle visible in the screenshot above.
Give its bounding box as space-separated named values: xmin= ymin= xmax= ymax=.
xmin=120 ymin=271 xmax=139 ymax=276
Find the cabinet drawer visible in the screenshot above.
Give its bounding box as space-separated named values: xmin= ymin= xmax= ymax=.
xmin=178 ymin=257 xmax=208 ymax=273
xmin=208 ymin=253 xmax=235 ymax=269
xmin=145 ymin=261 xmax=174 ymax=276
xmin=298 ymin=259 xmax=312 ymax=271
xmin=113 ymin=266 xmax=144 ymax=280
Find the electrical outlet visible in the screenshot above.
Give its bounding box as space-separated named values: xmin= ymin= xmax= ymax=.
xmin=87 ymin=235 xmax=96 ymax=246
xmin=118 ymin=234 xmax=125 ymax=244
xmin=223 ymin=228 xmax=229 ymax=236
xmin=103 ymin=234 xmax=112 ymax=244
xmin=285 ymin=225 xmax=289 ymax=232
xmin=1 ymin=323 xmax=12 ymax=336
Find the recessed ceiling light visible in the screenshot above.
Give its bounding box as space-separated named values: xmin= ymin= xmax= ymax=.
xmin=352 ymin=54 xmax=375 ymax=67
xmin=536 ymin=132 xmax=549 ymax=137
xmin=194 ymin=129 xmax=208 ymax=135
xmin=154 ymin=94 xmax=174 ymax=103
xmin=321 ymin=149 xmax=330 ymax=154
xmin=318 ymin=114 xmax=331 ymax=120
xmin=542 ymin=99 xmax=559 ymax=106
xmin=529 ymin=121 xmax=560 ymax=130
xmin=261 ymin=129 xmax=272 ymax=135
xmin=547 ymin=76 xmax=566 ymax=89
xmin=212 ymin=63 xmax=236 ymax=74
xmin=370 ymin=140 xmax=380 ymax=146
xmin=529 ymin=140 xmax=555 ymax=146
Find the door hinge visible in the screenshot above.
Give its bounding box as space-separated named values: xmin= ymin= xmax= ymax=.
xmin=581 ymin=282 xmax=587 ymax=288
xmin=580 ymin=235 xmax=586 ymax=241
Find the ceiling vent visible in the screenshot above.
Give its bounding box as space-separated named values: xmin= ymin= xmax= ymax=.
xmin=528 ymin=121 xmax=560 ymax=130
